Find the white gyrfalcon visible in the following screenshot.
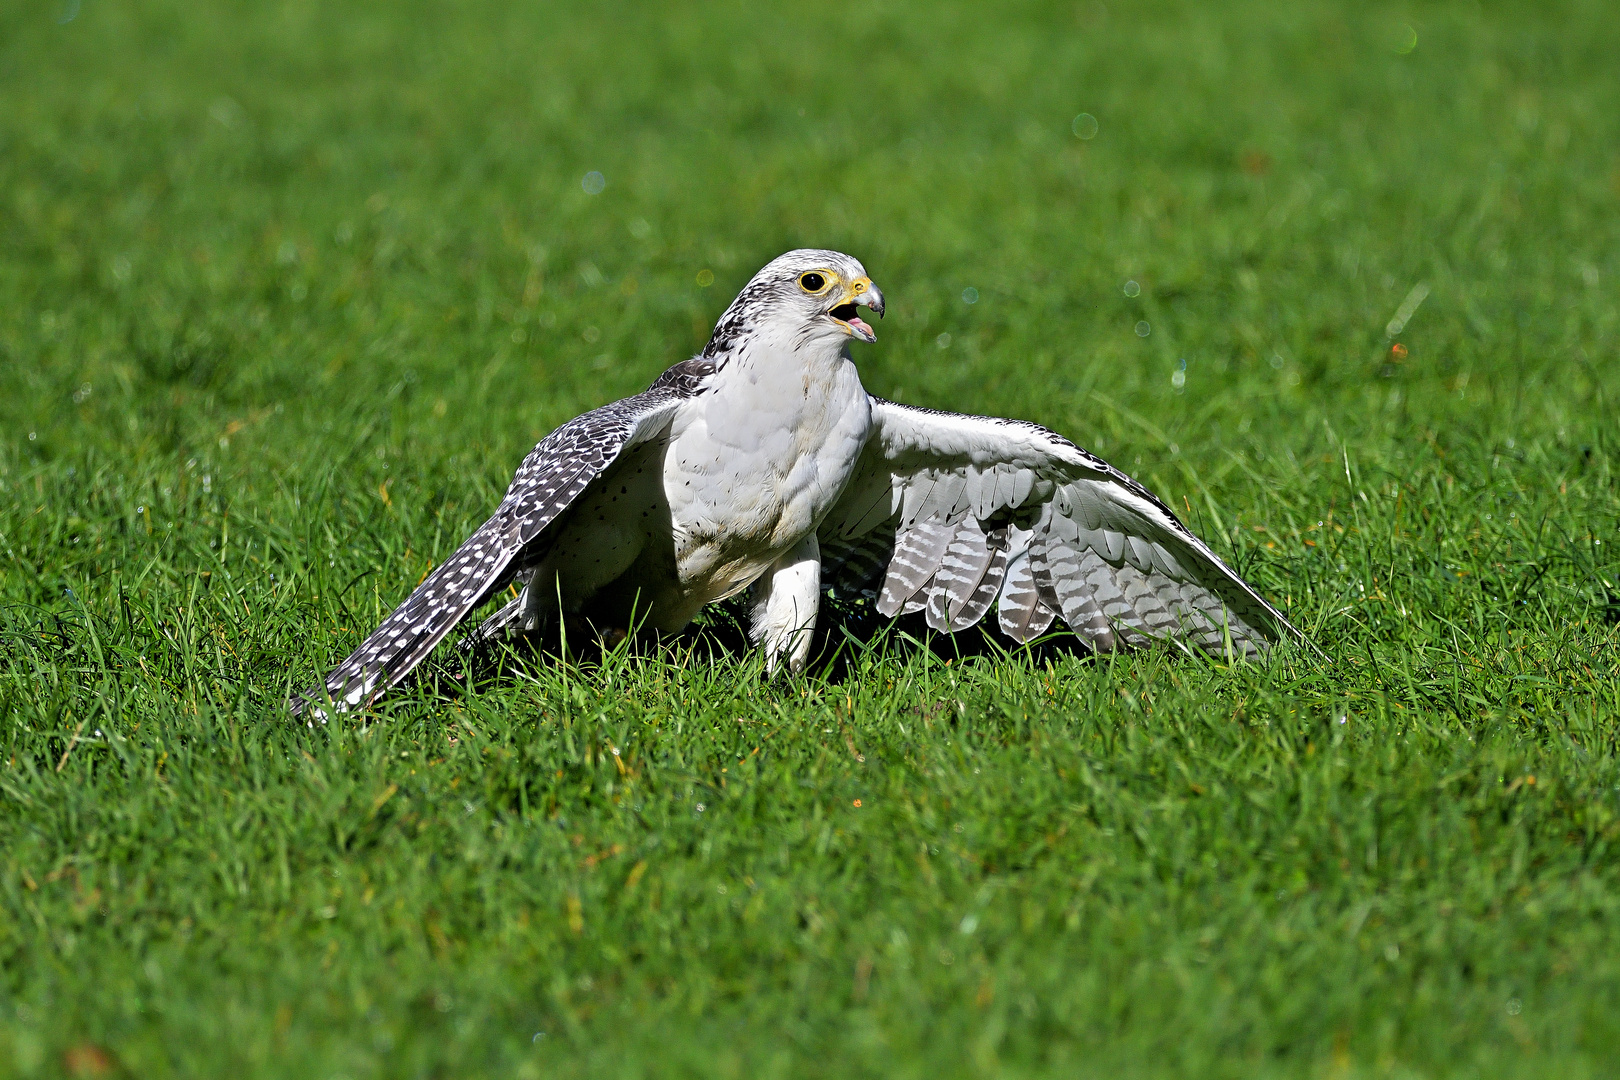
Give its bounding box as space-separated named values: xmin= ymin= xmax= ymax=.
xmin=292 ymin=249 xmax=1302 ymax=715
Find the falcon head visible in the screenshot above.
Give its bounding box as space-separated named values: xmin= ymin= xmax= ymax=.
xmin=703 ymin=248 xmax=885 ymax=359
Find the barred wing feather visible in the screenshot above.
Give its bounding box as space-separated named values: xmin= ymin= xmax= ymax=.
xmin=289 ymin=388 xmax=689 ymax=716
xmin=818 ymin=398 xmax=1303 ymax=654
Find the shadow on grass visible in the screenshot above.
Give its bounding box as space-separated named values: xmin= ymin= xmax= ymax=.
xmin=420 ymin=596 xmax=1098 ymax=706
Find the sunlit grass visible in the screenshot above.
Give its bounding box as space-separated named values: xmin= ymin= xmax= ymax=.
xmin=3 ymin=0 xmax=1619 ymax=1076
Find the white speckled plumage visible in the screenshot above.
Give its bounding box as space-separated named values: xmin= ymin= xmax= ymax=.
xmin=292 ymin=249 xmax=1304 ymax=717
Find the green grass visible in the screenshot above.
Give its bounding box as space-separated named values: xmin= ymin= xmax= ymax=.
xmin=4 ymin=0 xmax=1620 ymax=1075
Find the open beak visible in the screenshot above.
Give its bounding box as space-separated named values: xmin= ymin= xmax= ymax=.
xmin=827 ymin=276 xmax=884 ymax=343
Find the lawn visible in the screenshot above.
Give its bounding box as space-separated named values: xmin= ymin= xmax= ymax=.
xmin=3 ymin=0 xmax=1620 ymax=1076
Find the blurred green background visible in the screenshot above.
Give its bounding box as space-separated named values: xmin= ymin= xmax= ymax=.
xmin=3 ymin=1 xmax=1619 ymax=1077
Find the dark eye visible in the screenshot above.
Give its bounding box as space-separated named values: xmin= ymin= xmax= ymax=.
xmin=800 ymin=272 xmax=826 ymax=292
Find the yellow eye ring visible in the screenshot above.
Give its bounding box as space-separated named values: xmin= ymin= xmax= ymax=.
xmin=799 ymin=271 xmax=834 ymax=294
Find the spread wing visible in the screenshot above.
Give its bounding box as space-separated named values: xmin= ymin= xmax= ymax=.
xmin=290 ymin=360 xmax=712 ymax=716
xmin=818 ymin=398 xmax=1304 ymax=655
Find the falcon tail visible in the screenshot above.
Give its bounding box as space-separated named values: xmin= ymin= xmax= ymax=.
xmin=290 ymin=514 xmax=519 ymax=718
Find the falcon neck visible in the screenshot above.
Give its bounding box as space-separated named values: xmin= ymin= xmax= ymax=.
xmin=705 ymin=331 xmax=861 ymax=405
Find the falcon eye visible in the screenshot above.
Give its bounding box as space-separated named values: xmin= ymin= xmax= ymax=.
xmin=799 ymin=271 xmax=829 ymax=293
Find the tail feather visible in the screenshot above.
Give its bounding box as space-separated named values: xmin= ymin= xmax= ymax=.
xmin=291 ymin=514 xmax=520 ymax=717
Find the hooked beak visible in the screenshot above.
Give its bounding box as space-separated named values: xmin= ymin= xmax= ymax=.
xmin=826 ymin=276 xmax=884 ymax=344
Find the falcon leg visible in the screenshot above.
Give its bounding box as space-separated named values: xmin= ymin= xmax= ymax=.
xmin=749 ymin=533 xmax=821 ymax=674
xmin=461 ymin=592 xmax=527 ymax=649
